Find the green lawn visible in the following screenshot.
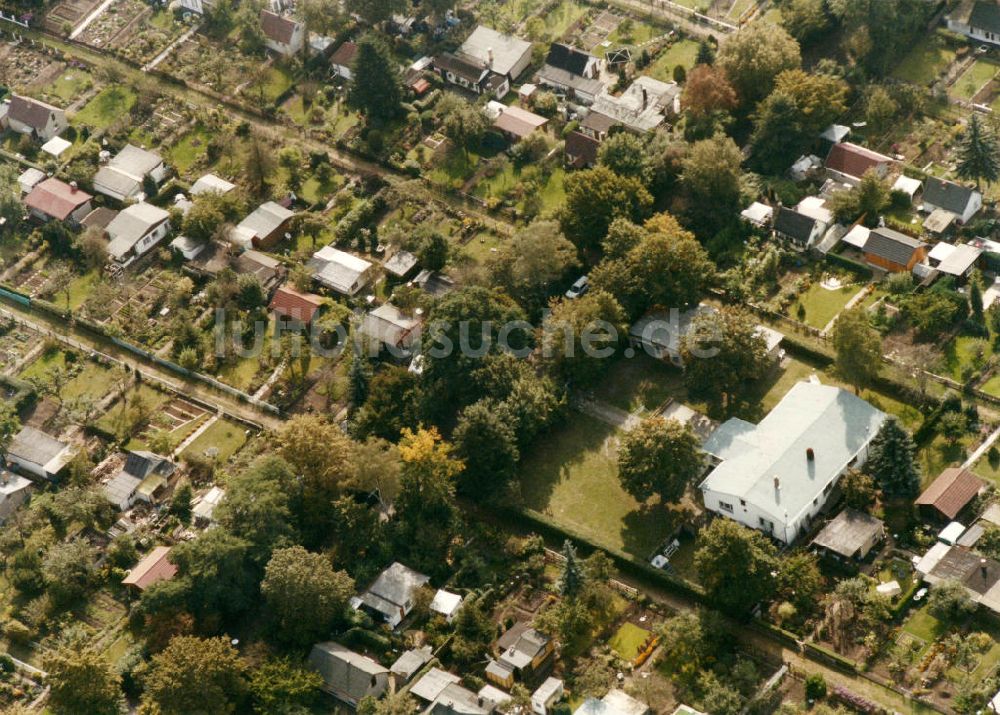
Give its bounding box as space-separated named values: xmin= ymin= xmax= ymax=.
xmin=428 ymin=148 xmax=481 ymax=188
xmin=974 ymin=451 xmax=1000 ymax=487
xmin=647 ymin=39 xmax=700 ymax=81
xmin=180 ymin=417 xmax=249 ymax=462
xmin=96 ymin=385 xmax=171 ymax=437
xmin=519 ymin=413 xmax=677 ymax=558
xmin=593 ymin=354 xmax=688 ymax=414
xmin=951 ymin=59 xmax=999 ymax=101
xmin=903 ymin=606 xmax=945 ymax=642
xmin=66 ymin=269 xmax=100 ymax=311
xmin=34 ymin=69 xmax=93 ymax=104
xmin=73 ymin=86 xmax=137 ymax=129
xmin=892 ymin=32 xmax=957 ymax=85
xmin=19 ymin=348 xmax=116 ymax=401
xmin=264 ymin=65 xmax=294 ymax=103
xmin=169 ymin=126 xmax=212 ymax=176
xmin=609 ymin=622 xmax=651 ymax=660
xmin=795 ymin=281 xmax=863 ymax=330
xmin=608 ymin=20 xmax=664 ymax=47
xmin=940 ymin=334 xmax=993 ymax=381
xmin=542 ymin=0 xmax=589 ymax=40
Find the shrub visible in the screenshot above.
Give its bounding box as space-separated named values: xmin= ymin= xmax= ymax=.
xmin=805 ymin=673 xmax=827 ymax=700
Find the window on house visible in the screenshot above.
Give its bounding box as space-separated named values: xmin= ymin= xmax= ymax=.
xmin=718 ymin=501 xmax=733 ymax=513
xmin=739 ymin=499 xmax=746 ymax=507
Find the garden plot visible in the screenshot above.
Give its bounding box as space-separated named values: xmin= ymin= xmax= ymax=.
xmin=160 ymin=34 xmax=264 ymax=98
xmin=0 ymin=321 xmax=43 ymax=375
xmin=949 ymin=58 xmax=1000 ymax=102
xmin=577 ymin=10 xmax=621 ymax=52
xmin=0 ymin=45 xmax=67 ymax=94
xmin=43 ymin=0 xmax=102 ymax=34
xmin=77 ymin=0 xmax=149 ymax=49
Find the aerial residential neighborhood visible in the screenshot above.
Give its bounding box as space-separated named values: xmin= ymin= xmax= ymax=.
xmin=8 ymin=0 xmax=1000 ymax=713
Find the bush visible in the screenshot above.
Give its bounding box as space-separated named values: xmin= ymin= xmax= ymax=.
xmin=805 ymin=673 xmax=827 ymax=700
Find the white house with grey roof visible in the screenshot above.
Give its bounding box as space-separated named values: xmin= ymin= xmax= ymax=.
xmin=7 ymin=425 xmax=72 ymax=481
xmin=700 ymin=381 xmax=887 ymax=544
xmin=106 ymin=202 xmax=171 ymax=267
xmin=93 ymin=145 xmax=167 ymax=202
xmin=308 ymin=642 xmax=390 ymax=706
xmin=310 ymin=245 xmax=374 ymax=296
xmin=229 ymin=201 xmax=295 ymax=250
xmin=350 ymin=561 xmax=429 ymax=628
xmin=921 ymin=176 xmax=982 ymax=224
xmin=948 ymin=0 xmax=1000 ymax=46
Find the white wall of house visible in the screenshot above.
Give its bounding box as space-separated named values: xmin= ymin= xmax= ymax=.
xmin=948 ymin=20 xmax=1000 ymax=46
xmin=265 ymin=25 xmax=304 ymax=56
xmin=135 ymin=222 xmax=171 ymax=257
xmin=702 ymin=442 xmax=874 ymax=544
xmin=925 ymin=193 xmax=982 ymax=224
xmin=9 ymin=111 xmax=66 ymax=141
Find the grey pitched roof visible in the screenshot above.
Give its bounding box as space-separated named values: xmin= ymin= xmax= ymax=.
xmin=459 ymin=25 xmax=532 ymax=78
xmin=811 ymin=508 xmax=884 ymax=558
xmin=390 ymin=646 xmax=432 ymax=681
xmin=308 ymin=642 xmax=389 ymax=703
xmin=366 ymin=561 xmax=429 ymax=608
xmin=545 ymin=43 xmax=595 ymax=76
xmin=123 ymin=451 xmax=174 ymax=479
xmin=923 ymin=176 xmax=979 ymax=215
xmin=106 ymin=203 xmax=170 ymax=258
xmin=109 ymin=144 xmax=163 ymax=177
xmin=8 ymin=426 xmax=68 ymax=469
xmin=863 ymin=227 xmax=926 ymax=265
xmin=9 ymin=95 xmax=61 ymax=130
xmin=971 ymin=0 xmax=1000 ymax=34
xmin=701 ymin=381 xmax=887 ymax=527
xmin=435 ymin=52 xmax=488 ymax=83
xmin=773 ymin=206 xmax=817 ymax=243
xmin=236 ymin=201 xmax=294 ymax=240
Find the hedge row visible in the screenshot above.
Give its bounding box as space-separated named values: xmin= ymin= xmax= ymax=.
xmin=804 ymin=641 xmax=859 ymax=674
xmin=825 ymin=252 xmax=873 ymax=279
xmin=501 ymin=506 xmax=706 ymax=603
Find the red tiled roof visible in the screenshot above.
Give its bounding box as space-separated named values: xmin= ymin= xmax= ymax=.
xmin=122 ymin=546 xmax=177 ymax=591
xmin=24 ymin=178 xmax=92 ymax=221
xmin=411 ymin=78 xmax=431 ymax=95
xmin=330 ymin=41 xmax=358 ymax=68
xmin=825 ymin=142 xmax=893 ymax=180
xmin=259 ymin=9 xmax=299 ymax=45
xmin=270 ymin=285 xmax=324 ymax=322
xmin=916 ymin=467 xmax=985 ymax=520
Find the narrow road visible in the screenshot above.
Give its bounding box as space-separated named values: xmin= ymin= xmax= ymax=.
xmin=963 ymin=423 xmax=1000 ymax=469
xmin=143 ymin=22 xmax=199 ymax=72
xmin=69 ymin=0 xmax=115 ymax=40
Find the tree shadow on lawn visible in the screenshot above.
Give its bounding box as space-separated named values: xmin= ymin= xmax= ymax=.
xmin=620 ymin=500 xmax=695 ymax=561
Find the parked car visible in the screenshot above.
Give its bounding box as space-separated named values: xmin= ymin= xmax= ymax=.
xmin=565 ymin=275 xmax=589 ymax=299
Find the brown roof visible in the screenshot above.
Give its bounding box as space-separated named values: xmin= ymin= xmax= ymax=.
xmin=330 ymin=41 xmax=358 ymax=68
xmin=9 ymin=95 xmax=61 ymax=131
xmin=825 ymin=142 xmax=893 ymax=180
xmin=493 ymin=106 xmax=548 ymax=139
xmin=916 ymin=467 xmax=985 ymax=519
xmin=269 ymin=285 xmax=323 ymax=322
xmin=81 ymin=206 xmax=118 ymax=230
xmin=259 ymin=9 xmax=300 ymax=45
xmin=24 ymin=178 xmax=92 ymax=221
xmin=122 ymin=546 xmax=177 ymax=591
xmin=565 ymin=130 xmax=599 ymax=168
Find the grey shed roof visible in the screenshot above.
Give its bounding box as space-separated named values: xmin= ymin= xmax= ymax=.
xmin=308 ymin=642 xmax=388 ymax=703
xmin=106 ymin=203 xmax=170 ymax=258
xmin=390 ymin=646 xmax=432 ymax=682
xmin=110 ymin=144 xmax=163 ymax=177
xmin=411 ymin=667 xmax=461 ymax=702
xmin=701 ymin=381 xmax=887 ymax=527
xmin=9 ymin=426 xmax=68 ymax=469
xmin=427 ymin=682 xmax=491 ymax=715
xmin=123 ymin=450 xmax=174 ymax=479
xmin=384 ymin=250 xmax=419 ymax=277
xmin=811 ymin=508 xmax=884 ymax=558
xmin=237 ymin=201 xmax=295 ymax=239
xmin=863 ymin=227 xmax=926 ymax=265
xmin=923 ymin=176 xmax=979 ymax=216
xmin=773 ymin=206 xmax=817 ymax=243
xmin=971 ymin=0 xmax=1000 ymax=34
xmin=459 ymin=25 xmax=532 ymax=78
xmin=366 ymin=561 xmax=429 ymax=608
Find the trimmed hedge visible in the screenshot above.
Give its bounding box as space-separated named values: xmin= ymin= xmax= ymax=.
xmin=825 ymin=252 xmax=873 ymax=279
xmin=501 ymin=506 xmax=706 ymax=602
xmin=750 ymin=619 xmax=801 ymax=649
xmin=804 ymin=642 xmax=859 ymax=674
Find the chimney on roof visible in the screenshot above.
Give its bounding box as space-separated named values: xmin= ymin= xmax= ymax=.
xmin=487 ymin=47 xmax=494 ymax=67
xmin=983 ymin=558 xmax=989 ymax=579
xmin=642 ymin=87 xmax=648 ymax=110
xmin=773 ymin=476 xmax=780 ymax=490
xmin=69 ymin=180 xmax=77 ymax=192
xmin=806 ymin=447 xmax=815 ymax=461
